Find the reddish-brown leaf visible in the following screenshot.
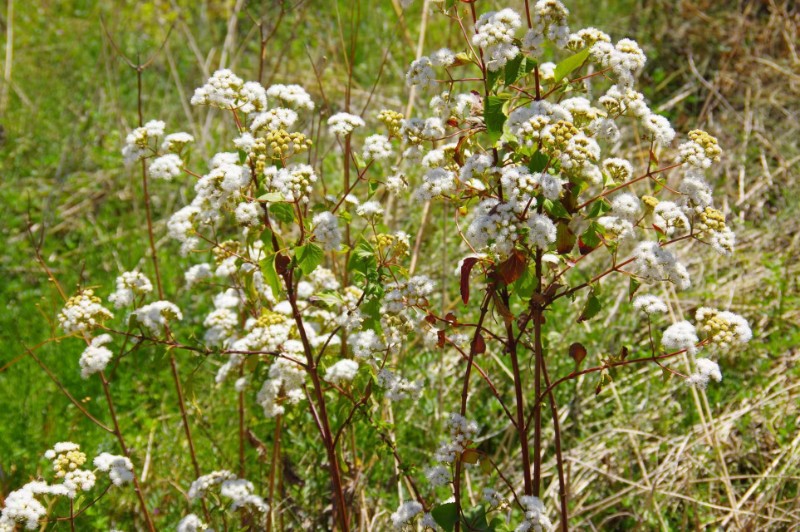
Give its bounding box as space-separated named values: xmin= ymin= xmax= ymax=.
xmin=275 ymin=253 xmax=291 ymax=275
xmin=437 ymin=329 xmax=446 ymax=348
xmin=578 ymin=236 xmax=596 ymax=256
xmin=556 ymin=222 xmax=576 ymax=255
xmin=445 ymin=312 xmax=458 ymax=324
xmin=569 ymin=342 xmax=587 ymax=366
xmin=461 ymin=449 xmax=481 ymax=464
xmin=497 ymin=249 xmax=527 ymax=285
xmin=472 ymin=333 xmax=486 ymax=354
xmin=460 ymin=257 xmax=480 ymax=305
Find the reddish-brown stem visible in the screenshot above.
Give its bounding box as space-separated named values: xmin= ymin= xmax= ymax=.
xmin=576 ymin=163 xmax=682 ymax=211
xmin=454 ymin=288 xmax=493 ymax=531
xmin=503 ymin=289 xmax=532 ymax=496
xmin=283 ymin=267 xmax=350 ymax=531
xmin=532 ymin=251 xmax=544 ymax=497
xmin=541 ymin=349 xmax=568 ymax=531
xmin=99 ymin=372 xmax=155 ymax=531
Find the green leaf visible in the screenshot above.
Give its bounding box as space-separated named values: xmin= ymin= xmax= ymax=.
xmin=586 ymin=197 xmax=612 ymax=218
xmin=347 ymin=238 xmax=377 ymax=277
xmin=309 ymin=289 xmax=344 ymax=309
xmin=258 ymin=192 xmax=284 ymax=203
xmin=295 ymin=243 xmax=324 ymax=276
xmin=432 ymin=502 xmax=458 ymax=532
xmin=484 ymin=95 xmax=508 ymax=145
xmin=527 ymin=150 xmax=550 ymax=173
xmin=553 ymin=47 xmax=591 ymax=83
xmin=628 ymin=277 xmax=641 ymax=302
xmin=269 ymin=202 xmax=295 ymax=224
xmin=487 ymin=68 xmax=503 ymax=91
xmin=461 ymin=505 xmax=490 ymax=531
xmin=578 ymin=290 xmax=602 ymax=322
xmin=543 ymin=199 xmax=570 ymax=220
xmin=503 ymin=55 xmax=525 ymax=86
xmin=260 ymin=253 xmax=283 ymax=299
xmin=578 ymin=223 xmax=601 ymax=254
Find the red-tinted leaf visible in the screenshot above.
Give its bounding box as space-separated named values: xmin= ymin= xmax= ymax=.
xmin=437 ymin=329 xmax=446 ymax=348
xmin=498 ymin=249 xmax=527 ymax=285
xmin=460 ymin=257 xmax=480 ymax=305
xmin=275 ymin=253 xmax=291 ymax=275
xmin=472 ymin=333 xmax=486 ymax=354
xmin=569 ymin=342 xmax=587 ymax=366
xmin=652 ymin=223 xmax=665 ymax=235
xmin=425 ymin=313 xmax=437 ymax=325
xmin=461 ymin=449 xmax=480 ymax=464
xmin=557 ymin=222 xmax=576 ymax=255
xmin=445 ymin=312 xmax=458 ymax=324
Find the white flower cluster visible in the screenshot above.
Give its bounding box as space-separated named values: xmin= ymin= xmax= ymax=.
xmin=687 ymin=358 xmax=722 ymax=388
xmin=272 ymin=163 xmax=318 ymax=203
xmin=312 ymin=211 xmax=342 ymax=251
xmin=266 ymin=83 xmax=314 ymax=111
xmin=466 ymin=199 xmax=525 ymax=259
xmin=362 ymin=134 xmax=393 ymax=161
xmin=177 ymin=514 xmax=207 ymax=532
xmin=661 ymin=321 xmax=699 ymax=355
xmin=376 ymin=368 xmax=422 ymax=401
xmin=328 ymin=112 xmax=365 ymax=136
xmin=108 ymin=270 xmax=153 ymax=309
xmin=257 ymin=355 xmax=306 ymax=417
xmin=632 ymin=241 xmax=691 ymax=290
xmin=189 ymin=471 xmax=269 ymax=515
xmin=324 ymin=359 xmax=359 ymax=385
xmin=433 ymin=413 xmax=479 ymax=464
xmin=525 ymin=0 xmax=571 ymax=56
xmin=58 ymin=290 xmax=113 ymax=335
xmin=131 ymin=300 xmax=182 ymax=334
xmin=390 ymin=500 xmax=424 ymax=530
xmin=79 ymin=334 xmax=114 ymax=378
xmin=508 ymin=101 xmax=572 ymax=147
xmin=406 ymin=57 xmax=436 ymax=89
xmin=148 ymin=153 xmax=183 ymax=181
xmin=414 ymin=167 xmax=457 ymax=201
xmin=695 ymin=307 xmax=752 ymax=350
xmin=516 ymin=495 xmax=553 ymax=532
xmin=473 ymin=8 xmax=522 ymax=71
xmin=121 ymin=119 xmax=165 ymax=165
xmin=382 ymin=276 xmax=436 ymax=314
xmin=591 ymin=38 xmax=647 ymax=87
xmin=94 ymin=452 xmax=135 ymax=486
xmin=632 ymin=295 xmax=668 ymax=315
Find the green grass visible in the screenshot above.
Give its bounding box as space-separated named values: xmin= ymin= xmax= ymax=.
xmin=1 ymin=0 xmax=799 ymax=529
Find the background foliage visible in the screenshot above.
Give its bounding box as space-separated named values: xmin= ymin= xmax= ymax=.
xmin=1 ymin=0 xmax=798 ymax=529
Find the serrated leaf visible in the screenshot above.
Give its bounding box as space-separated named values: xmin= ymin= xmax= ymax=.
xmin=553 ymin=47 xmax=591 ymax=83
xmin=295 ymin=243 xmax=324 ymax=276
xmin=432 ymin=502 xmax=458 ymax=532
xmin=484 ymin=95 xmax=508 ymax=145
xmin=269 ymin=202 xmax=295 ymax=224
xmin=578 ymin=291 xmax=602 ymax=322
